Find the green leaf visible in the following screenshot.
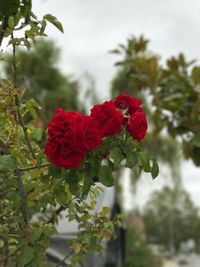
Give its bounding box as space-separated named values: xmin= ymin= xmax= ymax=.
xmin=192 ymin=66 xmax=200 ymax=84
xmin=0 ymin=0 xmax=20 ymax=18
xmin=125 ymin=150 xmax=138 ymax=168
xmin=103 ymin=221 xmax=114 ymax=232
xmin=40 ymin=20 xmax=47 ymax=35
xmin=0 ymin=155 xmax=16 ymax=171
xmin=191 ymin=134 xmax=200 ymax=148
xmin=82 ymin=176 xmax=93 ymax=199
xmin=21 ymin=246 xmax=35 ymax=265
xmin=3 ymin=27 xmax=13 ymax=38
xmin=49 ymin=20 xmax=64 ymax=33
xmin=163 ymin=93 xmax=183 ymax=102
xmin=7 ymin=191 xmax=21 ymax=205
xmin=32 ymin=127 xmax=43 ymax=141
xmin=101 ymin=207 xmax=110 ymax=216
xmin=72 ymin=242 xmax=82 ymax=254
xmin=8 ymin=16 xmax=15 ymax=29
xmin=31 ymin=228 xmax=42 ymax=242
xmin=65 ymin=170 xmax=80 ymax=195
xmin=26 ymin=99 xmax=40 ymax=119
xmin=43 ymin=14 xmax=64 ymax=33
xmin=139 ymin=152 xmax=151 ymax=172
xmin=43 ymin=14 xmax=57 ymax=21
xmin=109 ymin=147 xmax=124 ymax=166
xmin=43 ymin=224 xmax=56 ymax=237
xmin=14 ymin=10 xmax=22 ymax=25
xmin=48 ymin=165 xmax=62 ymax=178
xmin=22 ymin=0 xmax=32 ymax=16
xmin=151 ymin=160 xmax=159 ymax=179
xmin=54 ymin=185 xmax=69 ymax=205
xmin=98 ymin=166 xmax=113 ymax=187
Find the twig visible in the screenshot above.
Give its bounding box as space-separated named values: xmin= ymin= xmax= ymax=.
xmin=10 ymin=34 xmax=30 ymax=225
xmin=18 ymin=163 xmax=50 ymax=172
xmin=7 ymin=23 xmax=27 ymax=31
xmin=55 ymin=251 xmax=73 ymax=267
xmin=15 ymin=169 xmax=29 ymax=225
xmin=48 ymin=196 xmax=76 ymax=224
xmin=11 ymin=33 xmax=36 ymax=159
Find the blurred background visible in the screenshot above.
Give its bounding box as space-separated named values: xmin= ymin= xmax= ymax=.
xmin=1 ymin=0 xmax=200 ymax=266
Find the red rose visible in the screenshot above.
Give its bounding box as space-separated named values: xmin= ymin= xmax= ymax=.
xmin=114 ymin=93 xmax=142 ymax=115
xmin=77 ymin=115 xmax=102 ymax=152
xmin=45 ymin=137 xmax=84 ymax=169
xmin=126 ymin=111 xmax=148 ymax=141
xmin=90 ymin=101 xmax=123 ymax=137
xmin=48 ymin=110 xmax=82 ymax=137
xmin=45 ymin=109 xmax=102 ymax=169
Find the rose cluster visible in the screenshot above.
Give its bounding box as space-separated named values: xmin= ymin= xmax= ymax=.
xmin=45 ymin=94 xmax=148 ymax=169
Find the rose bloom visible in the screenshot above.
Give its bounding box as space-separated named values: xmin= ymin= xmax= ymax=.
xmin=90 ymin=101 xmax=123 ymax=137
xmin=77 ymin=115 xmax=102 ymax=152
xmin=114 ymin=93 xmax=142 ymax=115
xmin=45 ymin=108 xmax=102 ymax=169
xmin=126 ymin=111 xmax=148 ymax=141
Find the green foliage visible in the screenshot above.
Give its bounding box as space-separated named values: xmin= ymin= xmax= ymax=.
xmin=143 ymin=187 xmax=200 ymax=252
xmin=67 ymin=195 xmax=122 ymax=266
xmin=0 ymin=3 xmax=159 ymax=266
xmin=111 ymin=35 xmax=200 ymax=167
xmin=0 ymin=59 xmax=156 ymax=267
xmin=2 ymin=39 xmax=82 ymax=124
xmin=0 ymin=0 xmax=63 ymax=47
xmin=43 ymin=14 xmax=64 ymax=33
xmin=0 ymin=0 xmax=21 ymax=19
xmin=124 ymin=228 xmax=162 ymax=267
xmin=0 ymin=155 xmax=16 ymax=171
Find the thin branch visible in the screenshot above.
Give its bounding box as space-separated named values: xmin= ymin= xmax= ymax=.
xmin=18 ymin=163 xmax=50 ymax=172
xmin=55 ymin=251 xmax=73 ymax=267
xmin=7 ymin=22 xmax=27 ymax=31
xmin=11 ymin=33 xmax=36 ymax=159
xmin=15 ymin=169 xmax=29 ymax=225
xmin=48 ymin=197 xmax=76 ymax=224
xmin=17 ymin=110 xmax=36 ymax=159
xmin=10 ymin=34 xmax=32 ymax=225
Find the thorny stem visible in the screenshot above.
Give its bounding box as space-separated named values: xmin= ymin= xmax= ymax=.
xmin=11 ymin=33 xmax=36 ymax=160
xmin=11 ymin=34 xmax=30 ymax=225
xmin=18 ymin=163 xmax=50 ymax=172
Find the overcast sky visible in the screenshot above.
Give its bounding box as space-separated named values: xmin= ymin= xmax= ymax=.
xmin=33 ymin=0 xmax=200 ymax=208
xmin=33 ymin=0 xmax=200 ymax=98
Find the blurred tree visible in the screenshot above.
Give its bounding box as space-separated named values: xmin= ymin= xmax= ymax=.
xmin=2 ymin=39 xmax=83 ymax=123
xmin=110 ymin=39 xmax=200 ymax=263
xmin=110 ymin=36 xmax=182 ymax=191
xmin=111 ymin=36 xmax=200 ymax=167
xmin=124 ymin=226 xmax=161 ymax=267
xmin=143 ymin=186 xmax=200 ymax=253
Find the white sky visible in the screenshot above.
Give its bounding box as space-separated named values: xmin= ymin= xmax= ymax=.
xmin=32 ymin=0 xmax=200 ymax=208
